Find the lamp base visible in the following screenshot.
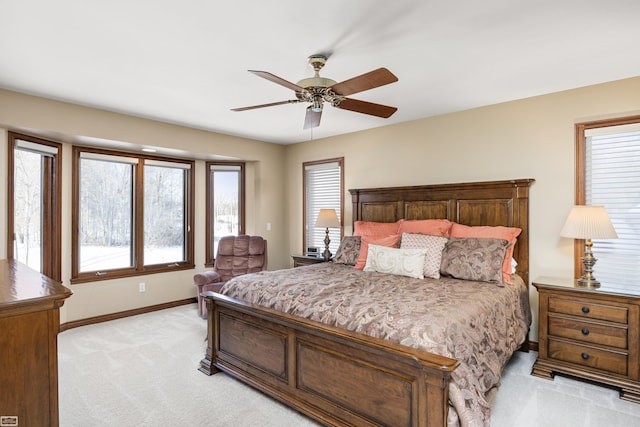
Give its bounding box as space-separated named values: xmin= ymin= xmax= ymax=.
xmin=323 ymin=227 xmax=332 ymax=262
xmin=576 ymin=276 xmax=601 ymax=288
xmin=577 ymin=239 xmax=601 ymax=288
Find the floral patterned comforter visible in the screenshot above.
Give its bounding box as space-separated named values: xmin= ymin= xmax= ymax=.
xmin=220 ymin=263 xmax=531 ymax=427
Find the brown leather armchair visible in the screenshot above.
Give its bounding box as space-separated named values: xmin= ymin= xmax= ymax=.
xmin=194 ymin=235 xmax=267 ymax=318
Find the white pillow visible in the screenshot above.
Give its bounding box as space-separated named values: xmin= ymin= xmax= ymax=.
xmin=400 ymin=233 xmax=448 ymax=279
xmin=363 ymin=244 xmax=428 ymax=279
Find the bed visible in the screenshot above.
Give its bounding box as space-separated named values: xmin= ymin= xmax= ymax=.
xmin=199 ymin=178 xmax=534 ymax=427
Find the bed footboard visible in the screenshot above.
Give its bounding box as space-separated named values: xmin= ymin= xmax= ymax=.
xmin=199 ymin=293 xmax=459 ymax=427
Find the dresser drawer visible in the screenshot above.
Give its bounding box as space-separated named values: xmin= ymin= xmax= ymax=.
xmin=548 ymin=338 xmax=628 ymax=376
xmin=549 ymin=297 xmax=628 ymax=324
xmin=548 ymin=315 xmax=628 ymax=349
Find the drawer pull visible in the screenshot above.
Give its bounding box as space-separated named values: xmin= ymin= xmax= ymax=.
xmin=581 ymin=327 xmax=590 ymax=336
xmin=581 ymin=352 xmax=590 ymax=360
xmin=581 ymin=306 xmax=590 ymax=314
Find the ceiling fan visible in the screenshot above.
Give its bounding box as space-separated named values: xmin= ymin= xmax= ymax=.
xmin=231 ymin=54 xmax=399 ymax=129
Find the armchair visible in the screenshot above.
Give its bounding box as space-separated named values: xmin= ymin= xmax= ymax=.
xmin=194 ymin=235 xmax=267 ymax=317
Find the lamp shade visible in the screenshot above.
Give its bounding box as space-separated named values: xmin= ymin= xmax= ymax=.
xmin=560 ymin=205 xmax=618 ymax=239
xmin=315 ymin=209 xmax=340 ymax=228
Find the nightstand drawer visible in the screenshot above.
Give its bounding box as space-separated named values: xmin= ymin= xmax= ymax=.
xmin=549 ymin=297 xmax=628 ymax=324
xmin=548 ymin=338 xmax=628 ymax=376
xmin=548 ymin=316 xmax=628 ymax=349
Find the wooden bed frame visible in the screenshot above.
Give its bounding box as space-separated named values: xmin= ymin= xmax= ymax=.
xmin=200 ymin=178 xmax=534 ymax=427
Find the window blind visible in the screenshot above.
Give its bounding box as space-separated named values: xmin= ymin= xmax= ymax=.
xmin=80 ymin=151 xmax=138 ymax=164
xmin=305 ymin=161 xmax=341 ymax=255
xmin=146 ymin=159 xmax=191 ymax=169
xmin=210 ymin=164 xmax=241 ymax=172
xmin=15 ymin=139 xmax=59 ymax=156
xmin=585 ymin=124 xmax=640 ymax=293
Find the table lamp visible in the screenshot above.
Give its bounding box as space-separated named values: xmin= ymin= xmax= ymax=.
xmin=560 ymin=205 xmax=617 ymax=288
xmin=315 ymin=209 xmax=340 ymax=261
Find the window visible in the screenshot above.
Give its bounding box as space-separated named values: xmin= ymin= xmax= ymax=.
xmin=206 ymin=162 xmax=245 ymax=265
xmin=72 ymin=147 xmax=194 ymax=282
xmin=303 ymin=158 xmax=343 ymax=255
xmin=7 ymin=132 xmax=61 ymax=281
xmin=144 ymin=160 xmax=191 ymax=265
xmin=576 ymin=116 xmax=640 ymax=293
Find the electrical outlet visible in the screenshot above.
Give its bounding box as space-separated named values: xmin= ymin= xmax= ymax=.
xmin=138 ymin=282 xmax=146 ymax=293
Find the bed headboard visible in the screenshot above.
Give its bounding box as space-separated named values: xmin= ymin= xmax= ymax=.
xmin=349 ymin=179 xmax=535 ymax=285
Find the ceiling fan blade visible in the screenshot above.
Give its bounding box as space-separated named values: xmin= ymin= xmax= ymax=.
xmin=249 ymin=70 xmax=305 ymax=92
xmin=330 ymin=68 xmax=398 ymax=96
xmin=303 ymin=106 xmax=322 ymax=129
xmin=231 ymin=99 xmax=300 ymax=112
xmin=336 ymin=98 xmax=397 ymax=118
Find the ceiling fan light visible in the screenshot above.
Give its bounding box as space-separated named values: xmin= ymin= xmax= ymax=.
xmin=312 ymin=96 xmax=323 ymax=112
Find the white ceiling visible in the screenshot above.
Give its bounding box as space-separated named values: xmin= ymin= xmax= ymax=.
xmin=2 ymin=0 xmax=640 ymax=145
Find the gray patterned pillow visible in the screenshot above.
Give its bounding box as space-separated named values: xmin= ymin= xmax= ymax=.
xmin=333 ymin=236 xmax=361 ymax=265
xmin=440 ymin=237 xmax=509 ymax=285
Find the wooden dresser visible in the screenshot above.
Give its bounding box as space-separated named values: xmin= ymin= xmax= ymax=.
xmin=0 ymin=259 xmax=72 ymax=427
xmin=532 ymin=277 xmax=640 ymax=402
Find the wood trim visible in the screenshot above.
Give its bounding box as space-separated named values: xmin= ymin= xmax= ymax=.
xmin=71 ymin=146 xmax=80 ymax=280
xmin=574 ymin=122 xmax=586 ymax=280
xmin=205 ymin=161 xmax=246 ymax=267
xmin=7 ymin=135 xmax=15 ymax=259
xmin=574 ymin=115 xmax=640 ymax=279
xmin=71 ymin=146 xmax=195 ymax=282
xmin=59 ymin=298 xmax=197 ymax=332
xmin=302 ymin=157 xmax=344 ymax=254
xmin=7 ymin=132 xmax=62 ymax=282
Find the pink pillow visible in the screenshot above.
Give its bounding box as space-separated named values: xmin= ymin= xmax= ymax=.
xmin=398 ymin=219 xmax=453 ymax=237
xmin=353 ymin=220 xmax=401 ymax=237
xmin=450 ymin=223 xmax=522 ymax=284
xmin=354 ymin=234 xmax=401 ymax=270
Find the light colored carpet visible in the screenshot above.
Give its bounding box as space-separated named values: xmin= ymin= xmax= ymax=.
xmin=58 ymin=304 xmax=317 ymax=426
xmin=58 ymin=304 xmax=640 ymax=426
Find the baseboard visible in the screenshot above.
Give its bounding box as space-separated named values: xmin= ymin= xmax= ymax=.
xmin=529 ymin=340 xmax=539 ymax=352
xmin=60 ymin=297 xmax=197 ymax=332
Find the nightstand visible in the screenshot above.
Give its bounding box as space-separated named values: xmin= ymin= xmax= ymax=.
xmin=291 ymin=254 xmax=328 ymax=267
xmin=531 ymin=276 xmax=640 ymax=402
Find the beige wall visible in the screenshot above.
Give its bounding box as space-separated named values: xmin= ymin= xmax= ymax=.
xmin=2 ymin=76 xmax=640 ymax=337
xmin=285 ymin=76 xmax=640 ymax=341
xmin=0 ymin=89 xmax=286 ymax=324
